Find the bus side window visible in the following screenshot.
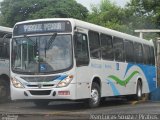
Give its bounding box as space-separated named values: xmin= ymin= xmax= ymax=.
xmin=74 ymin=32 xmax=89 ymax=66
xmin=150 ymin=46 xmax=155 ymax=65
xmin=1 ymin=42 xmax=9 ymax=59
xmin=124 ymin=40 xmax=134 ymax=63
xmin=100 ymin=34 xmax=114 ymax=60
xmin=134 ymin=42 xmax=143 ymax=64
xmin=0 ymin=42 xmax=3 ymax=58
xmin=0 ymin=42 xmax=8 ymax=59
xmin=143 ymin=45 xmax=150 ymax=65
xmin=88 ymin=31 xmax=101 ymax=59
xmin=113 ymin=37 xmax=125 ymax=62
xmin=4 ymin=43 xmax=10 ymax=59
xmin=0 ymin=37 xmax=10 ymax=59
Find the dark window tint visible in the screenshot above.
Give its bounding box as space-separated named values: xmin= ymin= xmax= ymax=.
xmin=150 ymin=46 xmax=155 ymax=65
xmin=0 ymin=42 xmax=3 ymax=58
xmin=101 ymin=34 xmax=114 ymax=60
xmin=74 ymin=32 xmax=89 ymax=66
xmin=0 ymin=39 xmax=10 ymax=59
xmin=88 ymin=31 xmax=101 ymax=59
xmin=143 ymin=45 xmax=150 ymax=64
xmin=134 ymin=43 xmax=143 ymax=64
xmin=124 ymin=40 xmax=134 ymax=63
xmin=113 ymin=37 xmax=124 ymax=62
xmin=4 ymin=44 xmax=9 ymax=58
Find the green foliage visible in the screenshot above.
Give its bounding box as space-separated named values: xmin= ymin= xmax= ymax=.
xmin=0 ymin=0 xmax=88 ymax=27
xmin=126 ymin=0 xmax=160 ymax=39
xmin=87 ymin=0 xmax=133 ymax=34
xmin=126 ymin=0 xmax=157 ymax=29
xmin=87 ymin=0 xmax=159 ymax=39
xmin=0 ymin=0 xmax=159 ymax=40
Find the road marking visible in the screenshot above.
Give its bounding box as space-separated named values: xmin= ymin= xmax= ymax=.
xmin=131 ymin=97 xmax=146 ymax=105
xmin=63 ymin=111 xmax=86 ymax=115
xmin=48 ymin=111 xmax=86 ymax=115
xmin=131 ymin=101 xmax=138 ymax=105
xmin=48 ymin=111 xmax=69 ymax=115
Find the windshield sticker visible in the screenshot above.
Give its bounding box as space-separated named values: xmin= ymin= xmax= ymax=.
xmin=40 ymin=64 xmax=46 ymax=72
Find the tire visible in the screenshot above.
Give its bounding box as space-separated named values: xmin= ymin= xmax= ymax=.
xmin=88 ymin=82 xmax=101 ymax=108
xmin=100 ymin=97 xmax=106 ymax=105
xmin=135 ymin=81 xmax=142 ymax=101
xmin=125 ymin=95 xmax=134 ymax=101
xmin=0 ymin=78 xmax=10 ymax=102
xmin=33 ymin=100 xmax=50 ymax=107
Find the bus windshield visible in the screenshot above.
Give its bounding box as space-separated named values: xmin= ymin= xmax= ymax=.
xmin=11 ymin=34 xmax=72 ymax=74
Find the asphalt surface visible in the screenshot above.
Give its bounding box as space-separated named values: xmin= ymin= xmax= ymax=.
xmin=0 ymin=98 xmax=160 ymax=120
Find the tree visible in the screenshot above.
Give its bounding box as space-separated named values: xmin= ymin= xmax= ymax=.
xmin=0 ymin=0 xmax=88 ymax=27
xmin=126 ymin=0 xmax=157 ymax=29
xmin=87 ymin=0 xmax=159 ymax=39
xmin=126 ymin=0 xmax=160 ymax=39
xmin=87 ymin=0 xmax=133 ymax=34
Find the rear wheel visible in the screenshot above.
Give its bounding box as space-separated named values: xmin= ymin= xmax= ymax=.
xmin=87 ymin=82 xmax=101 ymax=108
xmin=135 ymin=81 xmax=142 ymax=100
xmin=0 ymin=79 xmax=10 ymax=102
xmin=126 ymin=81 xmax=142 ymax=101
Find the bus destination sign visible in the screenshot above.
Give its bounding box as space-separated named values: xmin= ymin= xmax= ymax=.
xmin=13 ymin=21 xmax=72 ymax=36
xmin=24 ymin=23 xmax=63 ymax=32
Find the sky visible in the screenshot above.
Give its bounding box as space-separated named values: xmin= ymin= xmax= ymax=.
xmin=0 ymin=0 xmax=130 ymax=8
xmin=0 ymin=0 xmax=130 ymax=10
xmin=76 ymin=0 xmax=130 ymax=10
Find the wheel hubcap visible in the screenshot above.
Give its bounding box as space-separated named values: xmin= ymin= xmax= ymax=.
xmin=137 ymin=85 xmax=142 ymax=97
xmin=91 ymin=89 xmax=99 ymax=104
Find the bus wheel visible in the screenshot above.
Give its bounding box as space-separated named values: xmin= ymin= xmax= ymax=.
xmin=33 ymin=100 xmax=50 ymax=107
xmin=135 ymin=81 xmax=142 ymax=100
xmin=100 ymin=97 xmax=106 ymax=105
xmin=88 ymin=82 xmax=100 ymax=108
xmin=0 ymin=79 xmax=10 ymax=102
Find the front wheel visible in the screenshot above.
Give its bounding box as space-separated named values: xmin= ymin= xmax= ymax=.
xmin=88 ymin=82 xmax=101 ymax=108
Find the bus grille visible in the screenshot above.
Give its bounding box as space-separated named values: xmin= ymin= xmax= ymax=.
xmin=29 ymin=90 xmax=51 ymax=95
xmin=27 ymin=84 xmax=54 ymax=88
xmin=21 ymin=75 xmax=60 ymax=82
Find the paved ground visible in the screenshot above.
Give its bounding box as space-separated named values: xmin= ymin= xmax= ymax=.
xmin=0 ymin=98 xmax=160 ymax=120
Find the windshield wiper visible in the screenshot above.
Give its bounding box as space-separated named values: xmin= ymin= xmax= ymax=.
xmin=44 ymin=33 xmax=57 ymax=58
xmin=47 ymin=33 xmax=57 ymax=49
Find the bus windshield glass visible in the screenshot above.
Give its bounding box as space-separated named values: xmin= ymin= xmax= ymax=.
xmin=11 ymin=34 xmax=72 ymax=74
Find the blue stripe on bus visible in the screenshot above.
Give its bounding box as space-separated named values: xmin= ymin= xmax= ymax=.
xmin=124 ymin=63 xmax=156 ymax=92
xmin=56 ymin=75 xmax=68 ymax=80
xmin=107 ymin=80 xmax=120 ymax=96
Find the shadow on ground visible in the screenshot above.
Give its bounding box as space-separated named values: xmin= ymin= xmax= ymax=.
xmin=28 ymin=97 xmax=130 ymax=111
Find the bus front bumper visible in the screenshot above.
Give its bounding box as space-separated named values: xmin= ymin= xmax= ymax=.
xmin=11 ymin=84 xmax=76 ymax=100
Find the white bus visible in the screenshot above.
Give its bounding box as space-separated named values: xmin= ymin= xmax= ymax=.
xmin=10 ymin=18 xmax=156 ymax=107
xmin=0 ymin=26 xmax=12 ymax=102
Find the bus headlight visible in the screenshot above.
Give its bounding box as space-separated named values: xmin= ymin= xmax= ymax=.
xmin=57 ymin=75 xmax=73 ymax=88
xmin=11 ymin=77 xmax=24 ymax=88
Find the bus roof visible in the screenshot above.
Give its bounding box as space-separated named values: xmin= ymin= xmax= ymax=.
xmin=14 ymin=18 xmax=153 ymax=46
xmin=0 ymin=26 xmax=12 ymax=38
xmin=0 ymin=26 xmax=12 ymax=33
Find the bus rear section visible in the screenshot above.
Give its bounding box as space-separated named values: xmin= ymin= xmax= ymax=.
xmin=0 ymin=26 xmax=12 ymax=102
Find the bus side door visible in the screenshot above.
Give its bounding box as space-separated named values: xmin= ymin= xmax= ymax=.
xmin=74 ymin=29 xmax=91 ymax=99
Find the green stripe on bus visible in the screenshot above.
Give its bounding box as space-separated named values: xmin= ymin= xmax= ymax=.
xmin=108 ymin=71 xmax=139 ymax=86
